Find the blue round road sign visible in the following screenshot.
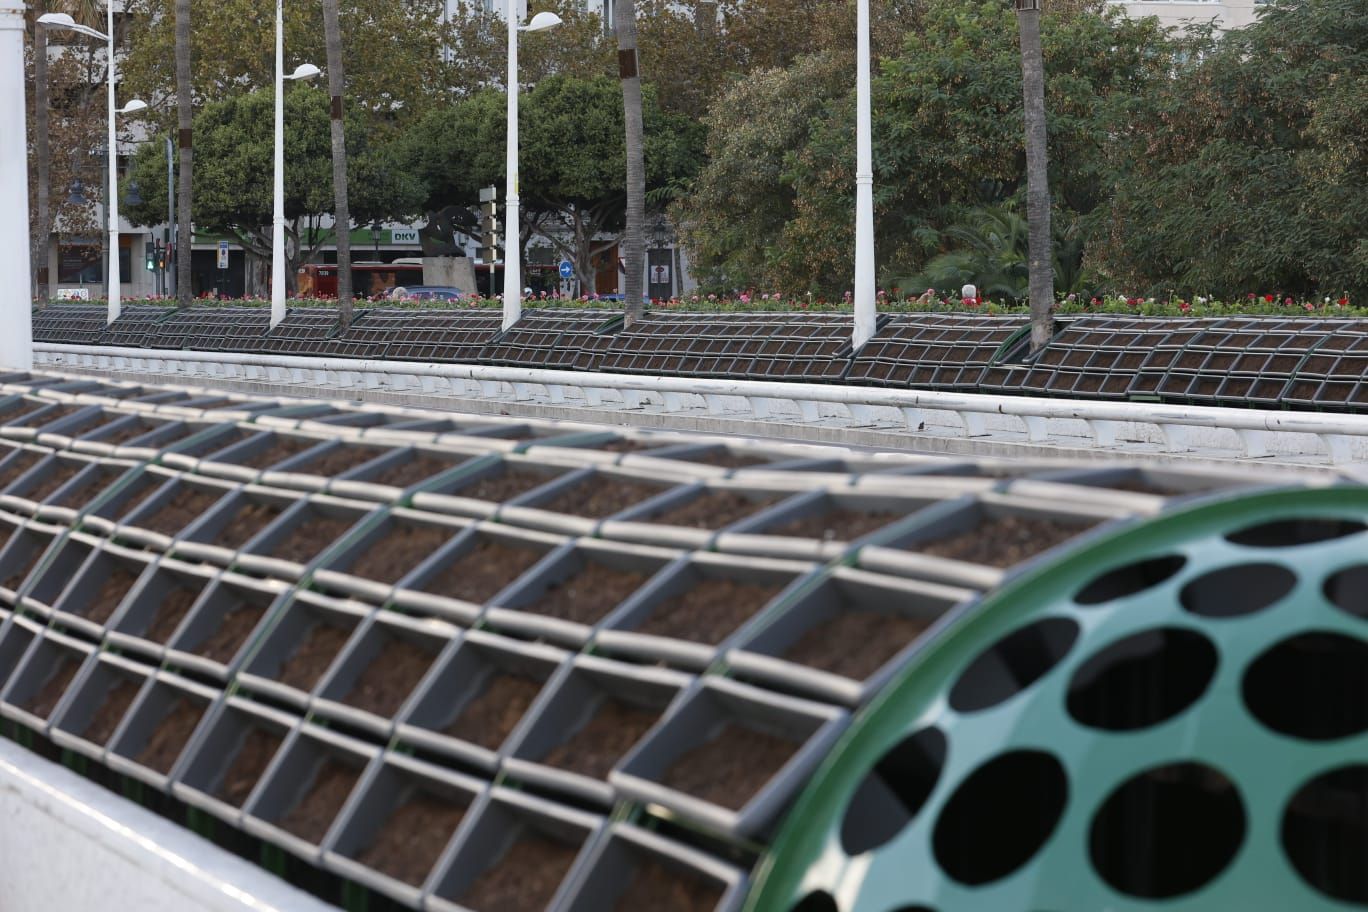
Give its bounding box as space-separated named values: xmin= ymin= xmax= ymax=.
xmin=558 ymin=260 xmax=573 ymax=278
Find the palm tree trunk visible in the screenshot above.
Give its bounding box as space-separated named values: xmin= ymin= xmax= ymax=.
xmin=32 ymin=0 xmax=51 ymax=304
xmin=615 ymin=0 xmax=646 ymax=326
xmin=321 ymin=0 xmax=353 ymax=327
xmin=174 ymin=0 xmax=193 ymax=307
xmin=1016 ymin=0 xmax=1054 ymax=353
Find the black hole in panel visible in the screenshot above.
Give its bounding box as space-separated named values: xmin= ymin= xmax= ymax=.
xmin=887 ymin=907 xmax=936 ymax=912
xmin=1067 ymin=627 xmax=1218 ymax=731
xmin=932 ymin=750 xmax=1067 ymax=886
xmin=1225 ymin=518 xmax=1366 ymax=548
xmin=947 ymin=617 xmax=1079 ymax=714
xmin=840 ymin=727 xmax=947 ymax=855
xmin=790 ymin=891 xmax=839 ymax=912
xmin=1090 ymin=761 xmax=1245 ymax=899
xmin=1243 ymin=632 xmax=1368 ymax=741
xmin=1076 ymin=555 xmax=1187 ymax=606
xmin=1179 ymin=562 xmax=1296 ymax=618
xmin=1324 ymin=565 xmax=1368 ymax=621
xmin=1282 ymin=764 xmax=1368 ymax=905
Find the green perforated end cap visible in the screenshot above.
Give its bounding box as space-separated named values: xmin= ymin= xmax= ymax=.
xmin=749 ymin=487 xmax=1368 ymax=912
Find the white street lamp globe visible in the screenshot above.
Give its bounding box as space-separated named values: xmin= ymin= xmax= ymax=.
xmin=36 ymin=12 xmax=77 ymax=28
xmin=288 ymin=63 xmax=321 ymax=81
xmin=117 ymin=99 xmax=148 ymax=115
xmin=523 ymin=11 xmax=562 ymax=32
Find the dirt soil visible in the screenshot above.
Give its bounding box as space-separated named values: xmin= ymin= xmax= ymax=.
xmin=915 ymin=514 xmax=1095 ymax=568
xmin=33 ymin=404 xmax=81 ymax=427
xmin=783 ymin=610 xmax=930 ymax=680
xmin=342 ymin=637 xmax=439 ymax=717
xmin=767 ymin=507 xmax=900 ymax=542
xmin=612 ymin=859 xmax=723 ymax=912
xmin=112 ymin=478 xmax=163 ymax=520
xmin=22 ymin=659 xmax=79 ymax=718
xmin=25 ymin=460 xmax=84 ymax=503
xmin=598 ymin=438 xmax=659 ymax=454
xmin=543 ymin=698 xmax=661 ymax=780
xmin=295 ymin=446 xmax=387 ymax=478
xmin=456 ymin=834 xmax=581 ymax=912
xmin=264 ymin=513 xmax=356 ymax=564
xmin=279 ymin=757 xmax=361 ymax=843
xmin=215 ymin=501 xmax=285 ymax=549
xmin=637 ymin=577 xmax=786 ymax=644
xmin=0 ymin=451 xmax=43 ymax=489
xmin=99 ymin=420 xmax=152 ymax=446
xmin=662 ymin=723 xmax=800 ymax=810
xmin=347 ymin=523 xmax=457 ymax=584
xmin=85 ymin=563 xmax=140 ymax=623
xmin=238 ymin=435 xmax=318 ymax=470
xmin=144 ymin=582 xmax=204 ymax=642
xmin=52 ymin=469 xmax=107 ymax=508
xmin=356 ymin=790 xmax=468 ymax=886
xmin=373 ymin=453 xmax=458 ymax=489
xmin=215 ymin=727 xmax=284 ymax=806
xmin=140 ymin=486 xmax=227 ymax=536
xmin=425 ymin=538 xmax=545 ymax=604
xmin=455 ymin=468 xmax=564 ymax=503
xmin=192 ymin=601 xmax=266 ymax=664
xmin=683 ymin=449 xmax=771 ymax=470
xmin=82 ymin=678 xmax=140 ymax=745
xmin=539 ymin=476 xmax=669 ymax=519
xmin=444 ymin=671 xmax=544 ymax=749
xmin=524 ymin=561 xmax=649 ymax=624
xmin=4 ymin=545 xmax=45 ymax=591
xmin=277 ymin=622 xmax=355 ymax=691
xmin=648 ymin=491 xmax=779 ymax=529
xmin=135 ymin=697 xmax=206 ymax=774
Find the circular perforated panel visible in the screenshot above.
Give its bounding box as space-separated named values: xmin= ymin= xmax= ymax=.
xmin=748 ymin=488 xmax=1368 ymax=912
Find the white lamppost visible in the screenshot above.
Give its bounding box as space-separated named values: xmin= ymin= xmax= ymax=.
xmin=37 ymin=11 xmax=146 ymax=326
xmin=502 ymin=5 xmax=561 ymax=331
xmin=1 ymin=0 xmax=33 ymax=368
xmin=271 ymin=0 xmax=320 ymax=330
xmin=852 ymin=0 xmax=876 ymax=351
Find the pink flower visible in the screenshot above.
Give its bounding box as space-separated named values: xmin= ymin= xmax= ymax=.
xmin=1284 ymin=297 xmax=1294 ymax=306
xmin=1180 ymin=302 xmax=1192 ymax=312
xmin=1304 ymin=302 xmax=1315 ymax=311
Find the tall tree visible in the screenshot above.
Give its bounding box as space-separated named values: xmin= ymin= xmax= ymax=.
xmin=321 ymin=0 xmax=353 ymax=324
xmin=174 ymin=0 xmax=192 ymax=305
xmin=30 ymin=0 xmax=51 ymax=302
xmin=615 ymin=0 xmax=646 ymax=320
xmin=1016 ymin=0 xmax=1053 ymax=351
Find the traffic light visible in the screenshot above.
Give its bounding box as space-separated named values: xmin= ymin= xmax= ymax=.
xmin=145 ymin=249 xmax=155 ymax=271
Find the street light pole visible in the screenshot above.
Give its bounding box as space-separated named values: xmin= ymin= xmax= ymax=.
xmin=502 ymin=5 xmax=561 ymax=332
xmin=0 ymin=0 xmax=33 ymax=369
xmin=852 ymin=0 xmax=876 ymax=352
xmin=270 ymin=0 xmax=319 ymax=329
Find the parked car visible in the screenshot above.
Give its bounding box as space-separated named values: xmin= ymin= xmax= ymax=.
xmin=386 ymin=285 xmax=465 ymax=301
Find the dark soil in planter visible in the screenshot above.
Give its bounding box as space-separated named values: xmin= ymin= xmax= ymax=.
xmin=342 ymin=638 xmax=439 ymax=717
xmin=268 ymin=514 xmax=356 ymax=565
xmin=372 ymin=454 xmax=457 ymax=489
xmin=539 ymin=477 xmax=669 ymax=519
xmin=112 ymin=478 xmax=163 ymax=520
xmin=33 ymin=404 xmax=81 ymax=426
xmin=277 ymin=623 xmax=355 ymax=692
xmin=682 ymin=450 xmax=770 ymax=470
xmin=599 ymin=438 xmax=658 ymax=454
xmin=83 ymin=678 xmax=141 ymax=745
xmin=100 ymin=421 xmax=153 ymax=446
xmin=51 ymin=472 xmax=106 ymax=508
xmin=85 ymin=563 xmax=140 ymax=623
xmin=425 ymin=538 xmax=545 ymax=604
xmin=279 ymin=758 xmax=361 ymax=843
xmin=456 ymin=468 xmax=561 ymax=504
xmin=193 ymin=602 xmax=267 ymax=664
xmin=216 ymin=501 xmax=285 ymax=549
xmin=661 ymin=723 xmax=799 ymax=810
xmin=4 ymin=548 xmax=45 ymax=591
xmin=443 ymin=672 xmax=543 ymax=749
xmin=767 ymin=507 xmax=899 ymax=542
xmin=144 ymin=583 xmax=204 ymax=643
xmin=215 ymin=727 xmax=285 ymax=806
xmin=543 ymin=698 xmax=660 ymax=780
xmin=915 ymin=514 xmax=1094 ymax=568
xmin=25 ymin=460 xmax=84 ymax=503
xmin=782 ymin=611 xmax=930 ymax=680
xmin=612 ymin=858 xmax=723 ymax=912
xmin=22 ymin=659 xmax=79 ymax=718
xmin=356 ymin=791 xmax=468 ymax=887
xmin=637 ymin=578 xmax=786 ymax=644
xmin=1102 ymin=478 xmax=1191 ymax=497
xmin=135 ymin=697 xmax=207 ymax=774
xmin=142 ymin=486 xmax=227 ymax=536
xmin=648 ymin=491 xmax=779 ymax=529
xmin=524 ymin=561 xmax=649 ymax=624
xmin=0 ymin=452 xmax=43 ymax=488
xmin=239 ymin=435 xmax=317 ymax=470
xmin=296 ymin=446 xmax=386 ymax=479
xmin=348 ymin=524 xmax=457 ymax=584
xmin=457 ymin=834 xmax=580 ymax=912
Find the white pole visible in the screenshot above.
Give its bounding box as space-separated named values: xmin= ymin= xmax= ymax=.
xmin=270 ymin=0 xmax=286 ymax=328
xmin=106 ymin=0 xmax=121 ymax=325
xmin=501 ymin=0 xmax=521 ymax=331
xmin=852 ymin=0 xmax=875 ymax=352
xmin=0 ymin=0 xmax=32 ymax=369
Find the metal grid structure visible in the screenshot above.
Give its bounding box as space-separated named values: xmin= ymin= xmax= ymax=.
xmin=331 ymin=308 xmax=507 ymax=362
xmin=30 ymin=305 xmax=108 ymax=346
xmin=147 ymin=307 xmax=273 ymax=352
xmin=849 ymin=314 xmax=1026 ymax=390
xmin=102 ymin=305 xmax=176 ymax=349
xmin=479 ymin=311 xmax=619 ymax=370
xmin=1019 ymin=317 xmax=1192 ymax=399
xmin=257 ymin=308 xmax=344 ymax=355
xmin=1280 ymin=326 xmax=1368 ymax=410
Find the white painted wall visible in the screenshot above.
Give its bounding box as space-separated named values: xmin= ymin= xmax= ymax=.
xmin=1107 ymin=0 xmax=1264 ymax=31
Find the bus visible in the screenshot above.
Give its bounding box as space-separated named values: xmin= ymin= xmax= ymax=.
xmin=296 ymin=259 xmax=560 ymax=299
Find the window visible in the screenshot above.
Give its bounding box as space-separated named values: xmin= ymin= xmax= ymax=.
xmin=58 ymin=243 xmax=101 ymax=284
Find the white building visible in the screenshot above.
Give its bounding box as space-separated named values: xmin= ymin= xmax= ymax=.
xmin=1107 ymin=0 xmax=1266 ymax=32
